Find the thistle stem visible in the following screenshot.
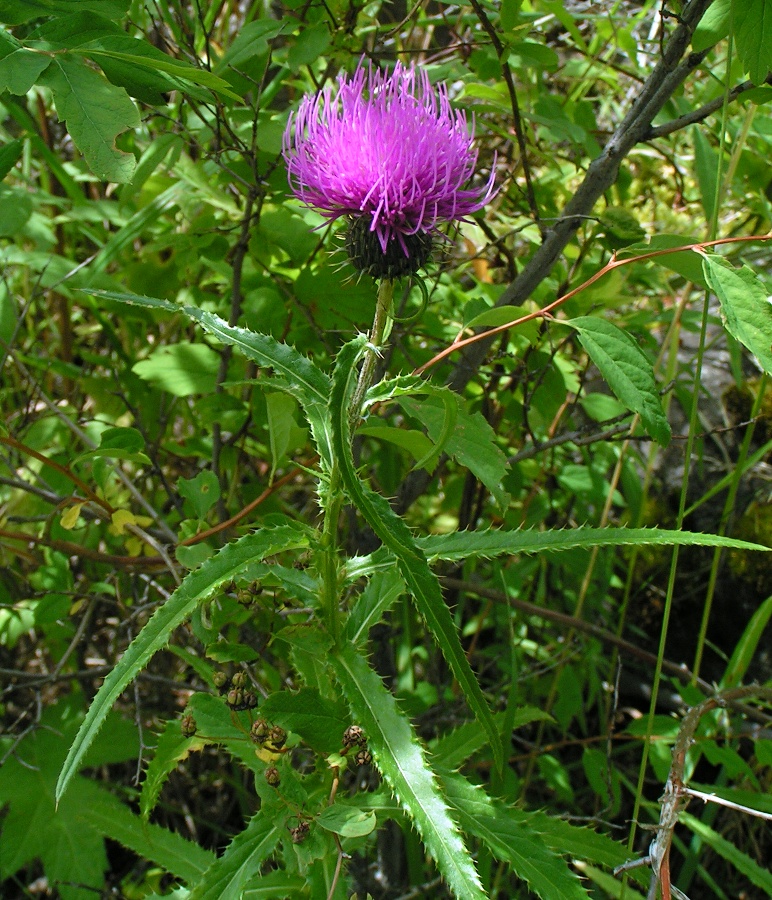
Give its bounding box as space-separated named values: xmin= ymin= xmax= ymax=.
xmin=322 ymin=280 xmax=393 ymax=646
xmin=319 ymin=469 xmax=343 ymax=646
xmin=348 ymin=278 xmax=394 ymax=430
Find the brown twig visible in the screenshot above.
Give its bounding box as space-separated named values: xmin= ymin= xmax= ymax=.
xmin=414 ymin=232 xmax=772 ymax=376
xmin=614 ymin=685 xmax=772 ymax=899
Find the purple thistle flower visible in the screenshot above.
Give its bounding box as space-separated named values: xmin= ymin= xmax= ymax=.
xmin=282 ymin=60 xmax=495 ymax=279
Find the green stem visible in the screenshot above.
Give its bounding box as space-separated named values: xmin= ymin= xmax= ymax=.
xmin=321 ymin=279 xmax=394 ymax=646
xmin=319 ymin=467 xmax=343 ymax=646
xmin=348 ymin=278 xmax=394 ymax=430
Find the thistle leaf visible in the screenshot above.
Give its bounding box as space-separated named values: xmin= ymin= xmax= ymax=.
xmin=57 ymin=526 xmax=311 ymax=803
xmin=417 ymin=525 xmax=770 ymax=561
xmin=331 ymin=644 xmax=487 ymax=900
xmin=440 ymin=770 xmax=590 ymax=900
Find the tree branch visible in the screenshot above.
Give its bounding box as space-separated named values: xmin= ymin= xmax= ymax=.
xmin=646 ymin=74 xmax=772 ymax=139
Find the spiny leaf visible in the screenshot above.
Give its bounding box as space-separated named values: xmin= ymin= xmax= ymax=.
xmin=680 ymin=812 xmax=772 ymax=894
xmin=140 ymin=719 xmax=203 ymax=820
xmin=189 ymin=809 xmax=286 ymax=900
xmin=331 ymin=645 xmax=488 ymax=900
xmin=86 ymin=793 xmax=216 ymax=884
xmin=80 ymin=291 xmax=334 ymax=467
xmin=440 ymin=770 xmax=590 ymax=899
xmin=431 ymin=708 xmax=552 ymax=770
xmin=417 ymin=525 xmax=771 ymax=561
xmin=57 ymin=526 xmax=310 ymax=803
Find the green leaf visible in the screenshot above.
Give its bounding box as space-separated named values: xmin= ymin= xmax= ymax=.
xmin=77 ymin=425 xmax=151 ymax=464
xmin=680 ymin=811 xmax=772 ymax=894
xmin=0 ymin=31 xmax=51 ymax=94
xmin=431 ymin=708 xmax=552 ymax=770
xmin=693 ymin=0 xmax=731 ymax=51
xmin=598 ymin=207 xmax=646 ymax=247
xmin=344 ymin=567 xmax=405 ymax=645
xmin=265 ymin=392 xmax=296 ymax=483
xmin=732 ymin=0 xmax=772 ymax=84
xmin=564 ymin=317 xmax=671 ymax=445
xmin=133 ymin=341 xmax=220 ymax=396
xmin=213 ymin=19 xmax=287 ymax=73
xmin=440 ymin=770 xmax=590 ymax=899
xmin=178 ymin=470 xmax=221 ymax=520
xmin=0 ymin=0 xmax=129 ymax=24
xmin=258 ymin=688 xmax=350 ymax=754
xmin=140 ymin=719 xmax=203 ymax=820
xmin=370 ymin=380 xmax=508 ymax=499
xmin=187 ymin=692 xmax=263 ymax=770
xmin=330 ymin=337 xmax=504 ymax=774
xmin=526 ymin=809 xmax=646 ymax=879
xmin=0 ymin=138 xmax=23 ymax=180
xmin=81 ymin=289 xmax=178 ymax=312
xmin=720 ymin=592 xmax=772 ymax=687
xmin=25 ymin=10 xmax=136 ymax=50
xmin=190 ymin=808 xmax=286 ymax=900
xmin=242 ymin=873 xmax=306 ymax=898
xmin=288 ymin=23 xmax=331 ymax=71
xmin=182 ymin=306 xmax=334 ymax=467
xmin=575 ymin=864 xmax=647 ymax=898
xmin=0 ymin=185 xmax=33 ymax=236
xmin=693 ymin=128 xmax=719 ymax=224
xmin=86 ymin=791 xmax=216 ymax=884
xmin=357 ymin=423 xmax=433 ymax=466
xmin=418 ymin=525 xmax=770 ymax=561
xmin=187 ymin=308 xmax=330 ymax=406
xmin=507 ymin=40 xmax=559 ymax=70
xmin=702 ymin=255 xmax=772 ymax=375
xmin=57 ymin=526 xmax=311 ymax=803
xmin=399 ymin=395 xmax=510 ymax=507
xmin=83 ymin=44 xmax=242 ymax=101
xmin=40 ymin=55 xmax=139 ymax=182
xmin=620 ymin=235 xmax=707 ymax=287
xmin=317 ymin=803 xmax=377 ymax=838
xmin=0 ymin=700 xmax=139 ymax=898
xmin=331 ymin=644 xmax=487 ymax=900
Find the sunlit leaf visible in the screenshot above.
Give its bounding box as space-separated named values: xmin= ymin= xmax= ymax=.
xmin=41 ymin=55 xmax=139 ymax=182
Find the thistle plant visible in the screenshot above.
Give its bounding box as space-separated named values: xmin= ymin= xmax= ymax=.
xmin=53 ymin=56 xmax=772 ymax=900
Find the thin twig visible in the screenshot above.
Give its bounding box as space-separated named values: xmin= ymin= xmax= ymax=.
xmin=682 ymin=786 xmax=772 ymax=822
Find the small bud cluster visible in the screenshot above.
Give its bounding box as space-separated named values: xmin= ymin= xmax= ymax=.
xmin=250 ymin=718 xmax=287 ymax=752
xmin=213 ymin=670 xmax=258 ymax=711
xmin=290 ymin=821 xmax=310 ymax=844
xmin=342 ymin=724 xmax=371 ymax=766
xmin=180 ymin=714 xmax=197 ymax=737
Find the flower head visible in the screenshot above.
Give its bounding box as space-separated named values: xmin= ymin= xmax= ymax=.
xmin=282 ymin=60 xmax=495 ymax=279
